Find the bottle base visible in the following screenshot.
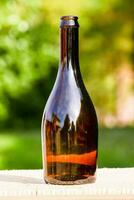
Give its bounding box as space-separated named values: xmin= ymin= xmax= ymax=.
xmin=44 ymin=174 xmax=96 ymax=185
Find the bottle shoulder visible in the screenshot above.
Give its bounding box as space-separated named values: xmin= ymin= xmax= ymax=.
xmin=43 ymin=65 xmax=98 ymax=127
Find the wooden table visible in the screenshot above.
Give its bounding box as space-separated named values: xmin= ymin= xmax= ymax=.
xmin=0 ymin=168 xmax=134 ymax=200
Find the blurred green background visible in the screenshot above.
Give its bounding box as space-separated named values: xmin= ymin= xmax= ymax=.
xmin=0 ymin=0 xmax=134 ymax=169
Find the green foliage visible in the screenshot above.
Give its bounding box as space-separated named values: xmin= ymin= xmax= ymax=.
xmin=0 ymin=0 xmax=133 ymax=127
xmin=98 ymin=127 xmax=134 ymax=167
xmin=0 ymin=130 xmax=42 ymax=169
xmin=0 ymin=0 xmax=58 ymax=127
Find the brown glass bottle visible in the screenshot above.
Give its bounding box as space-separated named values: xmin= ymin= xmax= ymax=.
xmin=41 ymin=16 xmax=98 ymax=185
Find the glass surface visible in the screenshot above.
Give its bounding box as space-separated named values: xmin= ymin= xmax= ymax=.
xmin=41 ymin=16 xmax=98 ymax=185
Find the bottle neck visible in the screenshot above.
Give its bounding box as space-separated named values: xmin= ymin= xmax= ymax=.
xmin=60 ymin=27 xmax=79 ymax=69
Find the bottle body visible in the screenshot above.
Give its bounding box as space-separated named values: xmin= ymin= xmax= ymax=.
xmin=41 ymin=16 xmax=98 ymax=185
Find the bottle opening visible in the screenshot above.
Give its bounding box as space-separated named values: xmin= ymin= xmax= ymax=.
xmin=60 ymin=16 xmax=78 ymax=20
xmin=60 ymin=15 xmax=79 ymax=28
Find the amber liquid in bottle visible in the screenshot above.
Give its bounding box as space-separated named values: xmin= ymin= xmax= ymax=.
xmin=41 ymin=16 xmax=98 ymax=185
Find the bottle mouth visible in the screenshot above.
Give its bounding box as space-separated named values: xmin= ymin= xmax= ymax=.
xmin=60 ymin=16 xmax=78 ymax=20
xmin=60 ymin=16 xmax=79 ymax=28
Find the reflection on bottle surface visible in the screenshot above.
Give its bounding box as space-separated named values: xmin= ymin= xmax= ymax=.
xmin=41 ymin=16 xmax=98 ymax=185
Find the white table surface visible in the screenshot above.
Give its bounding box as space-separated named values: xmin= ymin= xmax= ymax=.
xmin=0 ymin=168 xmax=134 ymax=200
